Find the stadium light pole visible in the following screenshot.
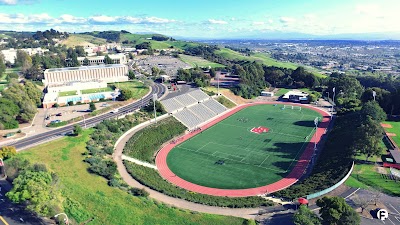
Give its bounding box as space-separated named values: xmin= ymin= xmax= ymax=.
xmin=331 ymin=87 xmax=336 ymax=113
xmin=314 ymin=117 xmax=318 ymax=151
xmin=217 ymin=73 xmax=220 ymax=96
xmin=153 ymin=93 xmax=157 ymax=124
xmin=373 ymin=90 xmax=376 ymax=101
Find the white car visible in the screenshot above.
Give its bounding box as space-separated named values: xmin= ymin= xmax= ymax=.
xmin=111 ymin=109 xmax=119 ymax=113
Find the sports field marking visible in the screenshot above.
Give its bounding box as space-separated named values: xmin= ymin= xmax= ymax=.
xmin=175 ymin=145 xmax=285 ymax=173
xmin=258 ymin=154 xmax=271 ymax=167
xmin=196 ymin=142 xmax=210 ymax=152
xmin=283 ymin=127 xmax=316 ymax=172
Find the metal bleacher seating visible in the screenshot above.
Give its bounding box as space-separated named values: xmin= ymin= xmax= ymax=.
xmin=203 ymin=99 xmax=227 ymax=114
xmin=174 ymin=94 xmax=198 ymax=106
xmin=174 ymin=108 xmax=203 ymax=129
xmin=189 ymin=103 xmax=216 ymax=121
xmin=187 ymin=90 xmax=210 ymax=102
xmin=161 ymin=89 xmax=228 ymax=129
xmin=160 ymin=98 xmax=184 ymax=113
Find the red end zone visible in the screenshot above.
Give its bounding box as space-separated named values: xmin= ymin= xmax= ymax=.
xmin=250 ymin=126 xmax=269 ymax=134
xmin=155 ymin=102 xmax=331 ymax=197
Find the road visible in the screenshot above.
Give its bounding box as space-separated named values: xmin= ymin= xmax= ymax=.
xmin=8 ymin=82 xmax=166 ymax=151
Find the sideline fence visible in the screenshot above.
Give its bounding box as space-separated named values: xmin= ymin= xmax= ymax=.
xmin=306 ymin=161 xmax=354 ymax=200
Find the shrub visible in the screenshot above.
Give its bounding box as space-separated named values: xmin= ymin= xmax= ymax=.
xmin=125 ymin=162 xmax=272 ymax=208
xmin=129 ymin=187 xmax=149 ymax=197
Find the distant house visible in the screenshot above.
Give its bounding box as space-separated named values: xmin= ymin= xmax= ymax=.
xmin=261 ymin=91 xmax=274 ymax=97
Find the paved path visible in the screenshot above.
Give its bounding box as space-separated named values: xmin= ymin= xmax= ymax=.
xmin=121 ymin=155 xmax=157 ymax=170
xmin=113 ymin=117 xmax=264 ymax=219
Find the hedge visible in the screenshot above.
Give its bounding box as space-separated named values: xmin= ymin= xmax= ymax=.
xmin=124 ymin=162 xmax=273 ymax=208
xmin=123 ymin=117 xmax=186 ymax=163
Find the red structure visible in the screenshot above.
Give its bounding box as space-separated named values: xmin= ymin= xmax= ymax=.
xmin=155 ymin=102 xmax=331 ymax=197
xmin=250 ymin=126 xmax=270 ymax=134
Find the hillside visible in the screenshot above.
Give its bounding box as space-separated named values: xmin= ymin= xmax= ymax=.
xmin=61 ymin=34 xmax=107 ymax=47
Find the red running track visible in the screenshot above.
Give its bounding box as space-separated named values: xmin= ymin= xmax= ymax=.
xmin=155 ymin=102 xmax=331 ymax=197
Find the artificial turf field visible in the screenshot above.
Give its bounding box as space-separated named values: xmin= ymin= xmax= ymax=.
xmin=166 ymin=104 xmax=322 ymax=189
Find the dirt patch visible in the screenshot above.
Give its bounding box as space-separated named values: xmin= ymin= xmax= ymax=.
xmin=376 ymin=166 xmax=387 ymax=175
xmin=381 ymin=123 xmax=393 ymax=128
xmin=386 ymin=132 xmax=397 ymax=137
xmin=220 ymin=89 xmax=252 ymax=105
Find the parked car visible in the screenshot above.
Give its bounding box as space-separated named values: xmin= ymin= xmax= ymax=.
xmin=56 ymin=113 xmax=62 ymax=116
xmin=111 ymin=109 xmax=119 ymax=113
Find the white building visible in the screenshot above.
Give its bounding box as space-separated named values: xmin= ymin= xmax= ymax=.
xmin=0 ymin=48 xmax=49 ymax=64
xmin=282 ymin=90 xmax=309 ymax=103
xmin=43 ymin=64 xmax=128 ymax=87
xmin=77 ymin=54 xmax=127 ymax=66
xmin=42 ymin=64 xmax=129 ymax=108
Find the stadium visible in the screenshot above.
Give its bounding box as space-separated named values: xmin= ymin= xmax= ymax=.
xmin=156 ymin=91 xmax=331 ymax=197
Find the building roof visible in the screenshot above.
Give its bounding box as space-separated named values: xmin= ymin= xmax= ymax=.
xmin=77 ymin=54 xmax=126 ymax=61
xmin=45 ymin=64 xmax=126 ymax=72
xmin=389 ymin=150 xmax=400 ymax=164
xmin=282 ymin=90 xmax=309 ymax=99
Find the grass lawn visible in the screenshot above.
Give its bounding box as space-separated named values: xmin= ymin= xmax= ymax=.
xmin=167 ymin=104 xmax=322 ymax=189
xmin=109 ymin=81 xmax=149 ymax=99
xmin=0 ymin=84 xmax=5 ymax=92
xmin=59 ymin=90 xmax=77 ymax=97
xmin=275 ymin=88 xmax=291 ymax=96
xmin=15 ymin=130 xmax=247 ymax=225
xmin=345 ymin=164 xmax=400 ymax=196
xmin=179 ymin=54 xmax=225 ymax=68
xmin=81 ymin=87 xmax=114 ymax=94
xmin=215 ymin=48 xmax=326 ymax=78
xmin=382 ymin=121 xmax=400 ymax=147
xmin=62 ymin=34 xmax=107 ymax=47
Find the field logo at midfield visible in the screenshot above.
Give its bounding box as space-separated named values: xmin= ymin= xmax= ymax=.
xmin=250 ymin=126 xmax=269 ymax=134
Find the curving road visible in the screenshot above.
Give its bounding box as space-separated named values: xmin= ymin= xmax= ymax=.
xmin=11 ymin=82 xmax=166 ymax=151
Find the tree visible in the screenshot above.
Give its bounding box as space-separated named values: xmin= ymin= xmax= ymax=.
xmin=327 ymin=74 xmax=364 ymax=101
xmin=82 ymin=57 xmax=90 ymax=66
xmin=118 ymin=88 xmax=134 ymax=100
xmin=0 ymin=53 xmax=6 ymax=77
xmin=293 ymin=205 xmax=322 ymax=225
xmin=104 ymin=54 xmax=113 ymax=64
xmin=151 ymin=66 xmax=160 ymax=76
xmin=0 ymin=98 xmax=19 ymax=129
xmin=0 ymin=146 xmax=17 ymax=160
xmin=16 ymin=50 xmax=32 ymax=71
xmin=360 ymin=101 xmax=387 ymax=122
xmin=73 ymin=124 xmax=83 ymax=136
xmin=23 ymin=65 xmax=43 ymax=81
xmin=128 ymin=70 xmax=135 ymax=80
xmin=317 ymin=196 xmax=360 ymax=225
xmin=361 ymin=87 xmax=392 ymax=113
xmin=6 ymin=166 xmax=61 ymax=216
xmin=89 ymin=102 xmax=96 ymax=111
xmin=1 ymin=80 xmax=38 ymax=123
xmin=24 ymin=80 xmax=42 ymax=106
xmin=353 ymin=116 xmax=384 ymax=162
xmin=353 ymin=195 xmax=371 ymax=213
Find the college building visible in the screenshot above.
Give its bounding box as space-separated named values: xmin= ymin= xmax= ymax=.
xmin=77 ymin=53 xmax=127 ymax=66
xmin=42 ymin=64 xmax=129 ymax=108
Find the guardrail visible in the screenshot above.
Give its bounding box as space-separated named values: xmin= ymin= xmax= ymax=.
xmin=306 ymin=161 xmax=354 ymax=200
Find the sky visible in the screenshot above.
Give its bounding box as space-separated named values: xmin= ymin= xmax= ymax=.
xmin=0 ymin=0 xmax=400 ymax=38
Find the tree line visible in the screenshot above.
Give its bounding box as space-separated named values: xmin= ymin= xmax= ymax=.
xmin=0 ymin=80 xmax=42 ymax=129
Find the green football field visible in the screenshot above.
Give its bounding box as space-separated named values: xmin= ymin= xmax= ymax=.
xmin=166 ymin=104 xmax=322 ymax=189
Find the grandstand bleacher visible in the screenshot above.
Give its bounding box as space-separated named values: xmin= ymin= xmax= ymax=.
xmin=203 ymin=99 xmax=227 ymax=114
xmin=174 ymin=108 xmax=203 ymax=129
xmin=161 ymin=89 xmax=228 ymax=129
xmin=174 ymin=94 xmax=198 ymax=106
xmin=187 ymin=90 xmax=210 ymax=102
xmin=160 ymin=98 xmax=184 ymax=113
xmin=189 ymin=103 xmax=216 ymax=121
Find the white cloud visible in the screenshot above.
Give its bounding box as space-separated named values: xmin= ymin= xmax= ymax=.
xmin=89 ymin=15 xmax=117 ymax=23
xmin=59 ymin=14 xmax=86 ymax=24
xmin=208 ymin=19 xmax=228 ymax=25
xmin=0 ymin=0 xmax=17 ymax=4
xmin=279 ymin=17 xmax=296 ymax=24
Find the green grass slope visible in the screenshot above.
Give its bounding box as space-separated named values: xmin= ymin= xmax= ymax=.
xmin=15 ymin=130 xmax=247 ymax=225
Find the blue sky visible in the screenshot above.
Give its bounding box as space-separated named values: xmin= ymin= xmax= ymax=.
xmin=0 ymin=0 xmax=399 ymax=38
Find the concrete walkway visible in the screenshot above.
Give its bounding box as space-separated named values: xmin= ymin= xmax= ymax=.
xmin=121 ymin=154 xmax=157 ymax=170
xmin=113 ymin=118 xmax=264 ymax=220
